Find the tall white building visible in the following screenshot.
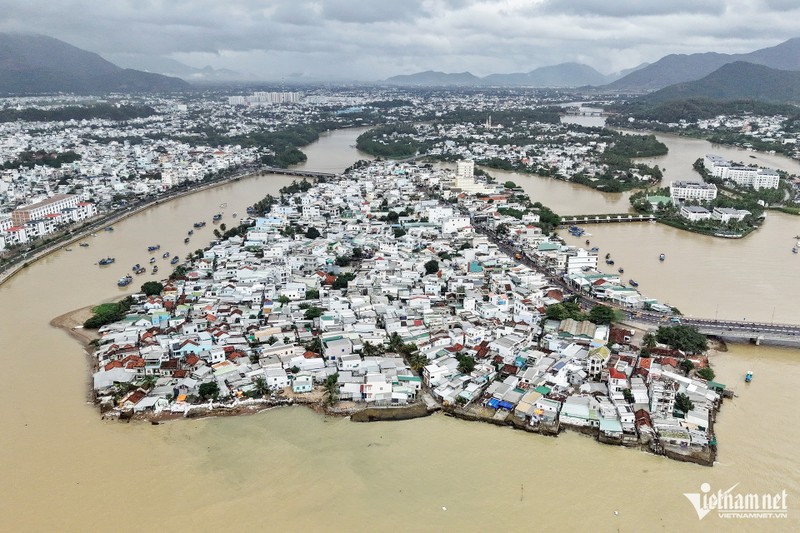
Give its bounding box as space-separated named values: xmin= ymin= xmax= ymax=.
xmin=456 ymin=160 xmax=475 ymax=180
xmin=703 ymin=154 xmax=780 ymax=190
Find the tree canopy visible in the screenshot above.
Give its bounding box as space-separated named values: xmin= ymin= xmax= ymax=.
xmin=656 ymin=325 xmax=708 ymax=354
xmin=140 ymin=281 xmax=163 ymax=297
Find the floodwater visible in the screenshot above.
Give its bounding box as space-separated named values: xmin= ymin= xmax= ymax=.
xmin=1 ymin=128 xmax=798 ymax=531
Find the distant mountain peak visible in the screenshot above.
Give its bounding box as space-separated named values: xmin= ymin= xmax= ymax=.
xmin=0 ymin=32 xmax=189 ymax=95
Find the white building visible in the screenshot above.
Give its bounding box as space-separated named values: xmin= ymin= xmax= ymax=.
xmin=680 ymin=205 xmax=712 ymax=222
xmin=712 ymin=207 xmax=750 ymax=223
xmin=670 ymin=181 xmax=718 ymax=203
xmin=566 ymin=248 xmax=597 ymax=274
xmin=703 ymin=154 xmax=780 ymax=190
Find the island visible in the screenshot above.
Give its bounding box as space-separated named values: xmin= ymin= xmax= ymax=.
xmin=74 ymin=159 xmax=728 ymax=466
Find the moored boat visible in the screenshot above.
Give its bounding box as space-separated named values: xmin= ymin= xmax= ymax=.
xmin=79 ymin=242 xmax=89 ymax=247
xmin=135 ymin=267 xmax=146 ymax=275
xmin=152 ymin=265 xmax=158 ymax=274
xmin=170 ymin=256 xmax=179 ymax=265
xmin=117 ymin=275 xmax=132 ymax=287
xmin=606 ymin=259 xmax=614 ymax=265
xmin=184 ymin=237 xmax=190 ymax=244
xmin=147 ymin=244 xmax=161 ymax=252
xmin=193 ymin=221 xmax=206 ymax=228
xmin=149 ymin=257 xmax=156 ymax=264
xmin=745 ymin=371 xmax=753 ymax=383
xmin=629 ymin=279 xmax=639 ymax=287
xmin=162 ymin=251 xmax=170 ymax=258
xmin=659 ymin=253 xmax=665 ymax=261
xmin=98 ymin=257 xmax=115 ymax=266
xmin=618 ymin=267 xmax=624 ymax=274
xmin=212 ymin=213 xmax=223 ymax=222
xmin=132 ymin=264 xmax=140 ymax=271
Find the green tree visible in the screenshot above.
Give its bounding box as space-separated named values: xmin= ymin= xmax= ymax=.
xmin=408 ymin=352 xmax=429 ymax=373
xmin=304 ymin=306 xmax=324 ymax=319
xmin=456 ymin=353 xmax=476 ymax=374
xmin=140 ymin=281 xmax=163 ymax=296
xmin=642 ymin=333 xmax=657 ymax=349
xmin=198 ymin=382 xmax=220 ymax=401
xmin=424 ymin=259 xmax=439 ymax=275
xmin=679 ymin=359 xmax=695 ymax=376
xmin=622 ymin=388 xmax=634 ymax=404
xmin=254 ymin=377 xmax=269 ymax=397
xmin=588 ymin=304 xmax=617 ymax=325
xmin=266 ymin=335 xmax=278 ymax=345
xmin=323 ymin=373 xmax=339 ymax=406
xmin=675 ymin=392 xmax=694 ymax=413
xmin=655 ymin=325 xmax=708 ymax=354
xmin=306 ymin=288 xmax=320 ymax=299
xmin=503 ymin=181 xmax=518 ymax=189
xmin=697 ymin=367 xmax=716 ymax=381
xmin=334 ymin=256 xmax=352 ymax=267
xmin=388 ymin=332 xmax=404 ymax=352
xmin=278 ymin=295 xmax=291 ymax=305
xmin=305 ymin=227 xmax=321 ymax=239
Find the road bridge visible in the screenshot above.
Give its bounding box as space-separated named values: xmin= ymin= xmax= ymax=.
xmin=472 ymin=221 xmax=800 ymax=346
xmin=261 ymin=167 xmax=338 ymax=179
xmin=561 ymin=214 xmax=656 ymax=224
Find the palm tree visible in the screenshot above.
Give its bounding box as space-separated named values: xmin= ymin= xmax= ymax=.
xmin=254 ymin=377 xmax=269 ymax=397
xmin=323 ymin=373 xmax=339 ymax=406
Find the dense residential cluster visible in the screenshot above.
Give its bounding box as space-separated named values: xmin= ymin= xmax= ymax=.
xmin=90 ymin=159 xmax=719 ymax=461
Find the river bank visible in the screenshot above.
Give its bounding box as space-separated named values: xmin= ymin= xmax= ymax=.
xmin=0 ymin=167 xmax=266 ymax=288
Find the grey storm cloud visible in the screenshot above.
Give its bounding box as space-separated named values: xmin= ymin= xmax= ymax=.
xmin=0 ymin=0 xmax=798 ymax=80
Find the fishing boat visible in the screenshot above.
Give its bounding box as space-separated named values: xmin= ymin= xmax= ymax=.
xmin=132 ymin=264 xmax=141 ymax=271
xmin=79 ymin=242 xmax=89 ymax=247
xmin=606 ymin=259 xmax=614 ymax=265
xmin=629 ymin=279 xmax=639 ymax=287
xmin=246 ymin=206 xmax=255 ymax=214
xmin=188 ymin=229 xmax=194 ymax=236
xmin=162 ymin=251 xmax=170 ymax=259
xmin=104 ymin=227 xmax=114 ymax=232
xmin=212 ymin=213 xmax=223 ymax=222
xmin=152 ymin=265 xmax=159 ymax=274
xmin=590 ymin=247 xmax=599 ymax=252
xmin=65 ymin=248 xmax=72 ymax=252
xmin=745 ymin=371 xmax=753 ymax=383
xmin=659 ymin=253 xmax=665 ymax=261
xmin=793 ymin=247 xmax=798 ymax=254
xmin=149 ymin=257 xmax=156 ymax=264
xmin=147 ymin=244 xmax=161 ymax=252
xmin=618 ymin=267 xmax=624 ymax=274
xmin=605 ymin=253 xmax=611 ymax=259
xmin=184 ymin=237 xmax=190 ymax=244
xmin=193 ymin=221 xmax=206 ymax=228
xmin=170 ymin=256 xmax=179 ymax=265
xmin=232 ymin=212 xmax=238 ymax=218
xmin=117 ymin=275 xmax=133 ymax=287
xmin=135 ymin=267 xmax=146 ymax=275
xmin=98 ymin=257 xmax=115 ymax=266
xmin=585 ymin=239 xmax=590 ymax=245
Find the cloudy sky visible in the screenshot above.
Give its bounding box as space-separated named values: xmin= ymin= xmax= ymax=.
xmin=1 ymin=0 xmax=799 ymax=80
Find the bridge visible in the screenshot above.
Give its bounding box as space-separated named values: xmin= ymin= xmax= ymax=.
xmin=561 ymin=214 xmax=656 ymax=224
xmin=472 ymin=220 xmax=800 ymax=346
xmin=261 ymin=166 xmax=338 ymax=180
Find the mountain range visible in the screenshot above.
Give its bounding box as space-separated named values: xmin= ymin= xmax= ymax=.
xmin=385 ymin=62 xmax=648 ymax=87
xmin=103 ymin=54 xmax=250 ymax=83
xmin=0 ymin=33 xmax=189 ymax=95
xmin=606 ymin=37 xmax=800 ymax=91
xmin=385 ymin=38 xmax=800 ymax=93
xmin=639 ymin=61 xmax=800 ymax=104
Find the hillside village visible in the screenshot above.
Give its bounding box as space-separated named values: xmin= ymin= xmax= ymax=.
xmin=89 ymin=159 xmax=723 ymax=464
